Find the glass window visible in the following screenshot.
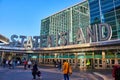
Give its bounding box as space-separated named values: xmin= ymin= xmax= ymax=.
xmin=95 ymin=59 xmax=98 ymax=64
xmin=112 ymin=60 xmax=115 ymax=64
xmin=99 ymin=60 xmax=102 ymax=64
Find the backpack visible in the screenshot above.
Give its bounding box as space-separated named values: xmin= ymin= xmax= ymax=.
xmin=115 ymin=67 xmax=120 ymax=78
xmin=67 ymin=63 xmax=72 ymax=75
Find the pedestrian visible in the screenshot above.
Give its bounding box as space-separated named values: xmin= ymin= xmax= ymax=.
xmin=6 ymin=59 xmax=9 ymax=67
xmin=8 ymin=60 xmax=13 ymax=69
xmin=62 ymin=60 xmax=72 ymax=80
xmin=53 ymin=59 xmax=57 ymax=68
xmin=12 ymin=59 xmax=16 ymax=69
xmin=112 ymin=64 xmax=120 ymax=80
xmin=2 ymin=58 xmax=6 ymax=68
xmin=58 ymin=60 xmax=62 ymax=70
xmin=23 ymin=60 xmax=27 ymax=70
xmin=28 ymin=59 xmax=32 ymax=69
xmin=31 ymin=62 xmax=41 ymax=80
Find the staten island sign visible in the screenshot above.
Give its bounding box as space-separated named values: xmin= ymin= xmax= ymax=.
xmin=10 ymin=23 xmax=112 ymax=48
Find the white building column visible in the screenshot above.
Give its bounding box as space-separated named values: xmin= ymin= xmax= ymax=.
xmin=74 ymin=53 xmax=78 ymax=69
xmin=115 ymin=52 xmax=118 ymax=64
xmin=102 ymin=51 xmax=106 ymax=69
xmin=92 ymin=52 xmax=94 ymax=69
xmin=38 ymin=53 xmax=42 ymax=63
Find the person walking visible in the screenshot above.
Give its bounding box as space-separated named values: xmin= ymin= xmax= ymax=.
xmin=2 ymin=58 xmax=6 ymax=68
xmin=8 ymin=59 xmax=13 ymax=69
xmin=28 ymin=59 xmax=32 ymax=69
xmin=23 ymin=60 xmax=27 ymax=70
xmin=53 ymin=59 xmax=57 ymax=68
xmin=31 ymin=62 xmax=38 ymax=80
xmin=12 ymin=59 xmax=16 ymax=69
xmin=62 ymin=60 xmax=72 ymax=80
xmin=58 ymin=60 xmax=62 ymax=71
xmin=112 ymin=64 xmax=120 ymax=80
xmin=6 ymin=59 xmax=9 ymax=67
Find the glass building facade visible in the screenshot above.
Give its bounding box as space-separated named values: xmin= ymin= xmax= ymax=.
xmin=88 ymin=0 xmax=120 ymax=39
xmin=40 ymin=1 xmax=89 ymax=47
xmin=39 ymin=0 xmax=120 ymax=70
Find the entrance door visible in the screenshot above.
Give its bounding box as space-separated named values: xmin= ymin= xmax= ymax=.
xmin=78 ymin=59 xmax=85 ymax=70
xmin=86 ymin=59 xmax=93 ymax=69
xmin=94 ymin=59 xmax=102 ymax=69
xmin=106 ymin=59 xmax=115 ymax=69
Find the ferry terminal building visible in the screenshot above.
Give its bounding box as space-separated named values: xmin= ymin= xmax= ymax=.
xmin=1 ymin=0 xmax=120 ymax=70
xmin=0 ymin=24 xmax=120 ymax=70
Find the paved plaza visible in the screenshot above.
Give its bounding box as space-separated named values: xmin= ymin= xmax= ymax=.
xmin=0 ymin=65 xmax=114 ymax=80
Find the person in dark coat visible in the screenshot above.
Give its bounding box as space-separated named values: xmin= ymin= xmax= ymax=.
xmin=112 ymin=64 xmax=120 ymax=80
xmin=23 ymin=60 xmax=27 ymax=70
xmin=32 ymin=62 xmax=38 ymax=80
xmin=2 ymin=58 xmax=6 ymax=68
xmin=58 ymin=60 xmax=62 ymax=70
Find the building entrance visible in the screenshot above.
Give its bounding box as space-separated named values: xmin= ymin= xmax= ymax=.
xmin=94 ymin=58 xmax=102 ymax=69
xmin=86 ymin=59 xmax=93 ymax=69
xmin=106 ymin=59 xmax=115 ymax=69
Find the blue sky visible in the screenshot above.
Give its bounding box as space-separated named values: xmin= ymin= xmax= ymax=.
xmin=0 ymin=0 xmax=83 ymax=39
